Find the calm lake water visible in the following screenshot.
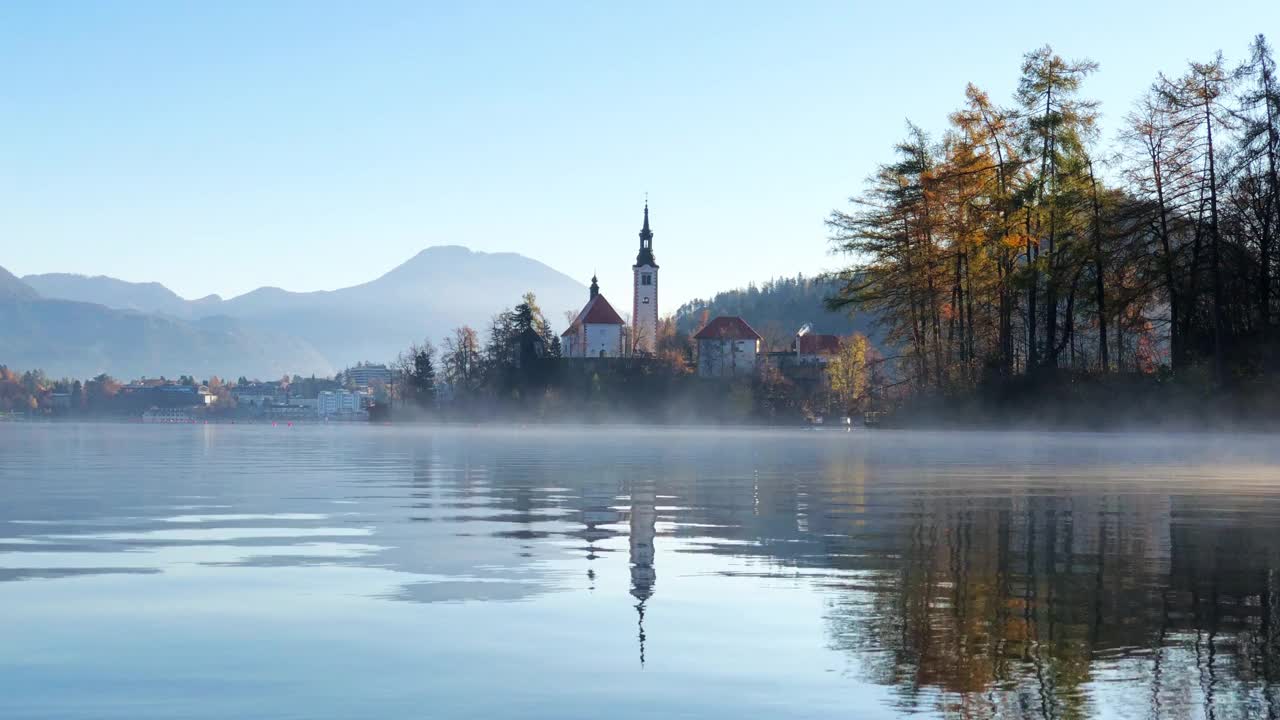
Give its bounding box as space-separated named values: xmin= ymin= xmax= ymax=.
xmin=2 ymin=424 xmax=1280 ymax=719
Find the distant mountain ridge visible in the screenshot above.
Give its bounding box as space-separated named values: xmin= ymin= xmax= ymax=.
xmin=11 ymin=246 xmax=587 ymax=377
xmin=0 ymin=265 xmax=331 ymax=379
xmin=21 ymin=272 xmax=221 ymax=319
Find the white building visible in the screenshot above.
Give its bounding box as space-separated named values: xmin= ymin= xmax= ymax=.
xmin=142 ymin=407 xmax=195 ymax=423
xmin=695 ymin=316 xmax=763 ymax=378
xmin=561 ymin=276 xmax=627 ymax=358
xmin=318 ymin=389 xmax=365 ymax=416
xmin=632 ymin=203 xmax=659 ymax=355
xmin=345 ymin=364 xmax=392 ymax=388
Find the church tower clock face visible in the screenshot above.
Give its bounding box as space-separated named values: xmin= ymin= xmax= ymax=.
xmin=632 ymin=202 xmax=659 ymax=356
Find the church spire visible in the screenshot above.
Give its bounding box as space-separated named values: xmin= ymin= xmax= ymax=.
xmin=589 ymin=274 xmax=599 ymax=299
xmin=635 ymin=200 xmax=657 ymax=268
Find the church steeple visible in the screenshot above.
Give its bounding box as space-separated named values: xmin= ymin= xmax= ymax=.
xmin=635 ymin=202 xmax=657 ymax=268
xmin=589 ymin=274 xmax=599 ymax=299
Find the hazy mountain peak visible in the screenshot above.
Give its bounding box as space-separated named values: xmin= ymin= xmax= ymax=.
xmin=7 ymin=246 xmax=588 ymax=373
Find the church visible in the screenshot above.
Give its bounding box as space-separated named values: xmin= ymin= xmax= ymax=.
xmin=560 ymin=203 xmax=660 ymax=358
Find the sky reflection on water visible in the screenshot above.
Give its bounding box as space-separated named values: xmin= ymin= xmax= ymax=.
xmin=1 ymin=424 xmax=1279 ymax=719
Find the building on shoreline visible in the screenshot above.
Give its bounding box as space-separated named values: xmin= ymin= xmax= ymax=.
xmin=345 ymin=363 xmax=392 ymax=388
xmin=232 ymin=382 xmax=287 ymax=409
xmin=122 ymin=382 xmax=216 ymax=407
xmin=561 ymin=276 xmax=627 ymax=358
xmin=141 ymin=407 xmax=196 ymax=423
xmin=318 ymin=389 xmax=367 ymax=417
xmin=694 ymin=316 xmax=763 ymax=378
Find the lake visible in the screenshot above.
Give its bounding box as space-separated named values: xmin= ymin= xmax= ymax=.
xmin=1 ymin=424 xmax=1279 ymax=719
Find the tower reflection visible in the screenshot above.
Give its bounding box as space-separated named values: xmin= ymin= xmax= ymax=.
xmin=628 ymin=475 xmax=657 ymax=667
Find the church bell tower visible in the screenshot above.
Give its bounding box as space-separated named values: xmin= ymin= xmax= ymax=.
xmin=632 ymin=202 xmax=659 ymax=355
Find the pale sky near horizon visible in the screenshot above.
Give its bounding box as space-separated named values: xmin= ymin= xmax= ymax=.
xmin=2 ymin=1 xmax=1276 ymax=309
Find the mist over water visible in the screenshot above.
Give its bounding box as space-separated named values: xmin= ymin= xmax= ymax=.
xmin=1 ymin=424 xmax=1279 ymax=719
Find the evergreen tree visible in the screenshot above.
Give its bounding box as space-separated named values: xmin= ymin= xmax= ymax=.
xmin=410 ymin=342 xmax=437 ymax=409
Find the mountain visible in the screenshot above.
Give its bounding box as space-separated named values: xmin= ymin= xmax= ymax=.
xmin=674 ymin=274 xmax=882 ymax=349
xmin=17 ymin=246 xmax=588 ymax=370
xmin=207 ymin=246 xmax=587 ymax=365
xmin=0 ymin=266 xmax=39 ymax=302
xmin=0 ymin=301 xmax=331 ymax=381
xmin=21 ymin=273 xmax=217 ymax=319
xmin=1 ymin=264 xmax=330 ymax=379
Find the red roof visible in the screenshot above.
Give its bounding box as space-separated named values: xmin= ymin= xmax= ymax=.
xmin=562 ymin=294 xmax=626 ymax=335
xmin=795 ymin=334 xmax=842 ymax=355
xmin=693 ymin=316 xmax=762 ymax=341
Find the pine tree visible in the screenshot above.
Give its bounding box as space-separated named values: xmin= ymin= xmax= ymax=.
xmin=409 ymin=341 xmax=437 ymax=409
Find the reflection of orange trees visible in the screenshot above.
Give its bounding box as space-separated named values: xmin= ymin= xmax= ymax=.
xmin=814 ymin=483 xmax=1280 ymax=719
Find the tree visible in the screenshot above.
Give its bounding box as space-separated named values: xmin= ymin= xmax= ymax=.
xmin=1016 ymin=45 xmax=1098 ymax=370
xmin=1121 ymin=85 xmax=1200 ymax=369
xmin=1236 ymin=35 xmax=1280 ymax=347
xmin=826 ymin=334 xmax=870 ymax=412
xmin=441 ymin=325 xmax=482 ymax=398
xmin=85 ymin=374 xmax=121 ymax=413
xmin=1160 ymin=53 xmax=1234 ymax=383
xmin=828 ymin=124 xmax=945 ymax=390
xmin=409 ymin=341 xmax=438 ymax=410
xmin=948 ymin=84 xmax=1023 ymax=376
xmin=520 ymin=291 xmax=556 ymax=347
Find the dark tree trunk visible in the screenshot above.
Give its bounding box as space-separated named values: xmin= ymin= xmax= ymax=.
xmin=1089 ymin=159 xmax=1110 ymax=372
xmin=1205 ymin=92 xmax=1226 ymax=386
xmin=1152 ymin=151 xmax=1182 ymax=369
xmin=1026 ymin=210 xmax=1038 ymax=372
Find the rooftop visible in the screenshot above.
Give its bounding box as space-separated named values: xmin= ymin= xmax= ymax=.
xmin=562 ymin=294 xmax=626 ymax=334
xmin=795 ymin=334 xmax=842 ymax=355
xmin=693 ymin=316 xmax=762 ymax=341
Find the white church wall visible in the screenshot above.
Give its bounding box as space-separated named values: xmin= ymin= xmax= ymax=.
xmin=697 ymin=338 xmax=760 ymax=378
xmin=581 ymin=323 xmax=623 ymax=358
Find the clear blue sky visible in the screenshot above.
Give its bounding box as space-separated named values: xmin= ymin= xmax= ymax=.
xmin=2 ymin=1 xmax=1275 ymax=309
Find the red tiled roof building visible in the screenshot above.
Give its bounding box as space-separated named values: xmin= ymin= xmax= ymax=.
xmin=694 ymin=316 xmax=762 ymax=378
xmin=562 ymin=275 xmax=626 ymax=358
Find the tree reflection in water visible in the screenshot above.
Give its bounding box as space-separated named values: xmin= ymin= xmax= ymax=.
xmin=797 ymin=453 xmax=1280 ymax=719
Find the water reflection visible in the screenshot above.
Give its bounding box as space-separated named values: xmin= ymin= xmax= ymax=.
xmin=629 ymin=474 xmax=657 ymax=667
xmin=1 ymin=425 xmax=1279 ymax=718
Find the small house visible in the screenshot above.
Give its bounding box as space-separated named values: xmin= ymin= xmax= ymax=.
xmin=694 ymin=316 xmax=762 ymax=378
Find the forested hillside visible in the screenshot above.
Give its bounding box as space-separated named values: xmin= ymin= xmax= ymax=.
xmin=673 ymin=275 xmax=879 ymax=349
